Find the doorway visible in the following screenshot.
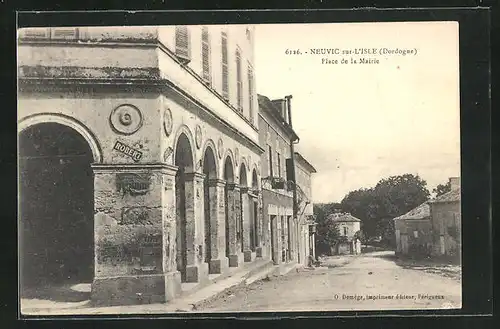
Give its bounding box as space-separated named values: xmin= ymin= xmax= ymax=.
xmin=19 ymin=122 xmax=94 ymax=291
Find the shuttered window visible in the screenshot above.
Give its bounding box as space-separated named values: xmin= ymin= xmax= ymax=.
xmin=201 ymin=26 xmax=211 ymax=84
xmin=221 ymin=31 xmax=229 ymax=100
xmin=50 ymin=28 xmax=79 ymax=40
xmin=175 ymin=26 xmax=190 ymax=63
xmin=277 ymin=153 xmax=281 ymax=178
xmin=268 ymin=145 xmax=273 ymax=177
xmin=248 ymin=64 xmax=254 ymax=123
xmin=18 ymin=28 xmax=51 ymax=39
xmin=19 ymin=27 xmax=78 ymax=40
xmin=236 ymin=48 xmax=243 ymax=111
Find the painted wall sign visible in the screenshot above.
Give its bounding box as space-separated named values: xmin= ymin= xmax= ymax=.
xmin=120 ymin=206 xmax=151 ymax=225
xmin=163 ymin=107 xmax=173 ymax=137
xmin=195 ymin=125 xmax=203 ymax=149
xmin=114 ymin=141 xmax=143 ymax=162
xmin=217 ymin=138 xmax=224 ymax=159
xmin=116 ymin=173 xmax=151 ymax=196
xmin=109 ymin=104 xmax=143 ymax=135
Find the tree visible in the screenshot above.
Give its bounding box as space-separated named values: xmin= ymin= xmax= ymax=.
xmin=433 ymin=181 xmax=451 ymax=197
xmin=340 ymin=174 xmax=431 ymax=244
xmin=313 ymin=203 xmax=342 ymax=255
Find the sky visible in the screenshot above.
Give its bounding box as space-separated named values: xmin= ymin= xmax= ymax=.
xmin=253 ymin=22 xmax=460 ymax=203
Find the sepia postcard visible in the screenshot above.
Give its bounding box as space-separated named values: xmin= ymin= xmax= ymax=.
xmin=17 ymin=20 xmax=462 ymax=316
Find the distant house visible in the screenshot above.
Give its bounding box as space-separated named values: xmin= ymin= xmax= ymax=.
xmin=393 ymin=202 xmax=433 ymax=258
xmin=429 ymin=177 xmax=461 ymax=260
xmin=327 ymin=212 xmax=361 ymax=255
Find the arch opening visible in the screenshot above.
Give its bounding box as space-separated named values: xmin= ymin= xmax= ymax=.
xmin=19 ymin=122 xmax=95 ymax=294
xmin=174 ymin=133 xmax=194 ymax=282
xmin=238 ymin=164 xmax=248 ymax=252
xmin=251 ymin=169 xmax=259 ymax=251
xmin=202 ymin=147 xmax=217 ymax=265
xmin=223 ymin=156 xmax=234 ymax=258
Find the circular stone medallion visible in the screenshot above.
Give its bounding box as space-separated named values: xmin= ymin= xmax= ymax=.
xmin=217 ymin=138 xmax=224 ymax=159
xmin=195 ymin=125 xmax=203 ymax=149
xmin=163 ymin=107 xmax=173 ymax=137
xmin=110 ymin=104 xmax=143 ymax=135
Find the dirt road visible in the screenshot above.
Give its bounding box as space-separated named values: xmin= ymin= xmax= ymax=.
xmin=196 ymin=251 xmax=462 ymax=312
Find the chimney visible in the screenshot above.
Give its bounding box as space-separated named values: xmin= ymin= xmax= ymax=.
xmin=271 ymin=99 xmax=288 ymax=123
xmin=449 ymin=177 xmax=460 ymax=190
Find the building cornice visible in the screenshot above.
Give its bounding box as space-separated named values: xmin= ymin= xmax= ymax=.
xmin=18 ymin=76 xmax=264 ymax=157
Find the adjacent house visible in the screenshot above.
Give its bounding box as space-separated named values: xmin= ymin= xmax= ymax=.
xmin=327 ymin=212 xmax=362 ymax=255
xmin=257 ymin=94 xmax=298 ymax=266
xmin=429 ymin=177 xmax=461 ymax=261
xmin=294 ymin=152 xmax=317 ymax=265
xmin=393 ymin=202 xmax=433 ymax=257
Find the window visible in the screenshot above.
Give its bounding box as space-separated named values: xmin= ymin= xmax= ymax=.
xmin=248 ymin=64 xmax=254 ymax=122
xmin=175 ymin=26 xmax=190 ymax=63
xmin=246 ymin=28 xmax=251 ymax=40
xmin=51 ymin=28 xmax=79 ymax=40
xmin=236 ymin=48 xmax=243 ymax=111
xmin=201 ymin=26 xmax=211 ymax=84
xmin=268 ymin=145 xmax=273 ymax=177
xmin=413 ymin=230 xmax=419 ymax=238
xmin=277 ymin=152 xmax=281 ymax=178
xmin=343 ymin=227 xmax=348 ymax=236
xmin=221 ymin=31 xmax=229 ymax=99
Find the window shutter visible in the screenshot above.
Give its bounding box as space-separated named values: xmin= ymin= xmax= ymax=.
xmin=175 ymin=26 xmax=190 ymax=63
xmin=221 ymin=32 xmax=229 ymax=100
xmin=201 ymin=27 xmax=211 ymax=84
xmin=236 ymin=49 xmax=243 ymax=111
xmin=51 ymin=27 xmax=79 ymax=40
xmin=18 ymin=28 xmax=51 ymax=39
xmin=248 ymin=65 xmax=254 ymax=122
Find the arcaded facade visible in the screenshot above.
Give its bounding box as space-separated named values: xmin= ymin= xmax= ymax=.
xmin=18 ymin=25 xmax=264 ymax=306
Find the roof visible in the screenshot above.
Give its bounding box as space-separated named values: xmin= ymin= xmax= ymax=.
xmin=294 ymin=152 xmax=317 ymax=173
xmin=429 ymin=188 xmax=461 ymax=203
xmin=258 ymin=94 xmax=299 ymax=141
xmin=394 ymin=202 xmax=430 ymax=220
xmin=327 ymin=212 xmax=361 ymax=223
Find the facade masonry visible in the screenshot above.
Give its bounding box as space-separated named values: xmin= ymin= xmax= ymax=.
xmin=17 ymin=25 xmax=317 ymax=307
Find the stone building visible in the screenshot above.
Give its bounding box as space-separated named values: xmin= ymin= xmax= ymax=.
xmin=257 ymin=94 xmax=299 ymax=265
xmin=429 ymin=177 xmax=461 ymax=261
xmin=17 ymin=25 xmax=264 ymax=306
xmin=294 ymin=152 xmax=317 ymax=265
xmin=393 ymin=202 xmax=433 ymax=257
xmin=327 ymin=212 xmax=361 ymax=255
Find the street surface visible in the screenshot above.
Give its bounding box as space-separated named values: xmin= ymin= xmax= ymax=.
xmin=195 ymin=251 xmax=462 ymax=312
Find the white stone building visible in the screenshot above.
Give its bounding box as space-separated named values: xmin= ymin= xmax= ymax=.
xmin=17 ymin=25 xmax=264 ymax=306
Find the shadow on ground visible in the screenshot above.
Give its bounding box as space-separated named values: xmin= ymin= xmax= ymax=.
xmin=373 ymin=251 xmax=462 ymax=281
xmin=21 ymin=284 xmax=91 ymax=303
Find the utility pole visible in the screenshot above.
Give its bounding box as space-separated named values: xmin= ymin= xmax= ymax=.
xmin=285 ymin=95 xmax=297 ymax=219
xmin=285 ymin=95 xmax=300 ymax=263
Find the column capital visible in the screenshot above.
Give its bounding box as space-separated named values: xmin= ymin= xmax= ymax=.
xmin=91 ymin=163 xmax=178 ymax=175
xmin=184 ymin=172 xmax=206 ymax=181
xmin=240 ymin=187 xmax=250 ymax=194
xmin=208 ymin=178 xmax=226 ymax=187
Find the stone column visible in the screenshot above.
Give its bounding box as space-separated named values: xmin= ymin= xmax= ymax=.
xmin=255 ymin=190 xmax=264 ymax=258
xmin=207 ymin=178 xmax=229 ymax=274
xmin=91 ymin=164 xmax=181 ymax=306
xmin=241 ymin=187 xmax=254 ymax=262
xmin=226 ymin=183 xmax=242 ymax=267
xmin=183 ymin=172 xmax=209 ymax=283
